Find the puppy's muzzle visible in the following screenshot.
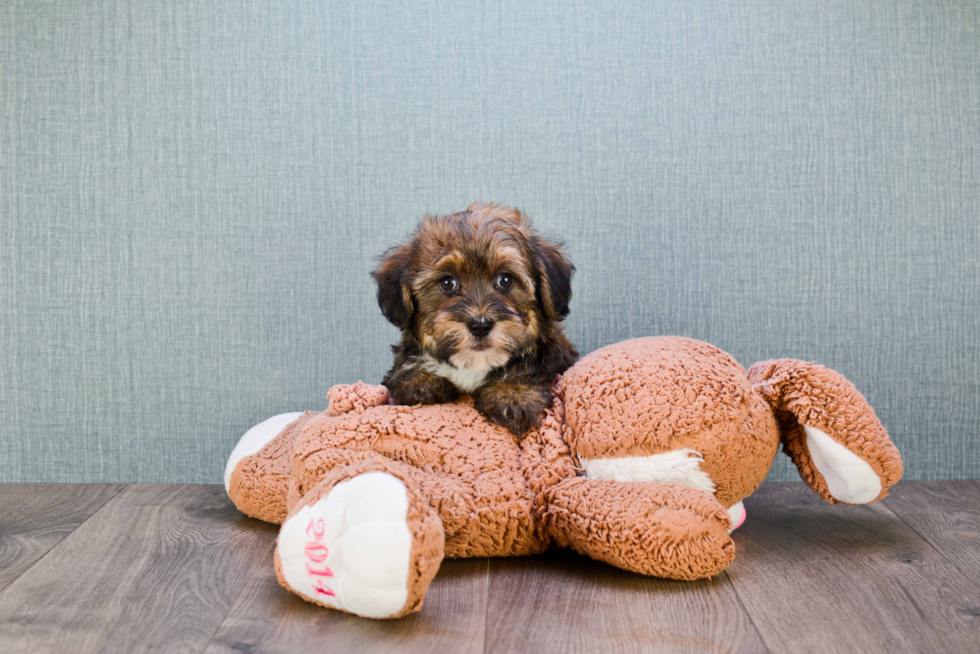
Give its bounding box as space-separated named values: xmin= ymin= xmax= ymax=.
xmin=467 ymin=316 xmax=494 ymax=338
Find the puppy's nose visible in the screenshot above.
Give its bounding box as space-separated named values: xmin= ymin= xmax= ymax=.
xmin=467 ymin=316 xmax=494 ymax=338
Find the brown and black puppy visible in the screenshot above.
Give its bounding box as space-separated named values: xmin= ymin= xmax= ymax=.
xmin=373 ymin=204 xmax=578 ymax=438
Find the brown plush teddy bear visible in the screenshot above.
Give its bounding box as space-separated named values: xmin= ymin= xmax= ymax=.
xmin=225 ymin=336 xmax=902 ymax=619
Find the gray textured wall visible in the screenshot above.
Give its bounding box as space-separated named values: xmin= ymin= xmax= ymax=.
xmin=1 ymin=0 xmax=977 ymax=483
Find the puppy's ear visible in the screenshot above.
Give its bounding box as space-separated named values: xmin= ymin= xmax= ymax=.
xmin=372 ymin=241 xmax=415 ymax=328
xmin=531 ymin=236 xmax=574 ymax=321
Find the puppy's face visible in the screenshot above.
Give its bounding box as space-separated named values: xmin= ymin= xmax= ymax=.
xmin=373 ymin=204 xmax=573 ymax=372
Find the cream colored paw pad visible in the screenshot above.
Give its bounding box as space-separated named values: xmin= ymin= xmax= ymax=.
xmin=277 ymin=472 xmax=413 ymax=619
xmin=803 ymin=425 xmax=883 ymax=504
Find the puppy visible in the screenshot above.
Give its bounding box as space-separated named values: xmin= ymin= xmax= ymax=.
xmin=373 ymin=204 xmax=578 ymax=437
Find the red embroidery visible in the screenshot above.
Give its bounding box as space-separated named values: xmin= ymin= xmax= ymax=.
xmin=304 ymin=518 xmax=335 ymax=596
xmin=305 ymin=542 xmax=329 ymax=563
xmin=312 ymin=581 xmax=336 ymax=597
xmin=306 ymin=518 xmax=325 ymax=540
xmin=306 ymin=562 xmax=334 ymax=577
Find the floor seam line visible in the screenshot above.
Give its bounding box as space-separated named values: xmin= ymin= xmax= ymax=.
xmin=481 ymin=558 xmax=490 ymax=654
xmin=197 ymin=552 xmax=269 ymax=654
xmin=196 ymin=483 xmax=278 ymax=654
xmin=721 ymin=569 xmax=774 ymax=654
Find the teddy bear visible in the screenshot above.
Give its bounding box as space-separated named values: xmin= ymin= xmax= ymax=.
xmin=224 ymin=336 xmax=902 ymax=619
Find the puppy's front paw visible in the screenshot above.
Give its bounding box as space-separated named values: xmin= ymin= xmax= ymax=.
xmin=474 ymin=384 xmax=550 ymax=438
xmin=482 ymin=404 xmax=541 ymax=438
xmin=387 ymin=370 xmax=460 ymax=407
xmin=392 ymin=384 xmax=448 ymax=406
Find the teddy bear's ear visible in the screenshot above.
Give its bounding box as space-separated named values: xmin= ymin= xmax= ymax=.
xmin=372 ymin=240 xmax=416 ymax=329
xmin=748 ymin=359 xmax=903 ymax=504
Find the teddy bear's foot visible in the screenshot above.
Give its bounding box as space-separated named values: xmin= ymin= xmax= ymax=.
xmin=275 ymin=461 xmax=444 ymax=619
xmin=748 ymin=359 xmax=903 ymax=505
xmin=277 ymin=472 xmax=413 ymax=617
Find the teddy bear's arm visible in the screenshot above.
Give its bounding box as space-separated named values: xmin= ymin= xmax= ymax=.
xmin=544 ymin=478 xmax=735 ymax=580
xmin=327 ymin=382 xmax=391 ymax=415
xmin=747 ymin=359 xmax=903 ymax=504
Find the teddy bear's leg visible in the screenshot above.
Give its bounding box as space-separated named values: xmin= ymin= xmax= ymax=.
xmin=275 ymin=456 xmax=445 ymax=620
xmin=226 ymin=411 xmax=315 ymax=524
xmin=225 ymin=412 xmax=306 ymax=493
xmin=544 ymin=478 xmax=735 ymax=580
xmin=747 ymin=359 xmax=903 ymax=504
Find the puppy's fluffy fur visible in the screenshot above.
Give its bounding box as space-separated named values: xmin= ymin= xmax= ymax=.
xmin=373 ymin=204 xmax=578 ymax=437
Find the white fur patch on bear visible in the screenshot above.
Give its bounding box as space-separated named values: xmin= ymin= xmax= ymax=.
xmin=804 ymin=425 xmax=883 ymax=504
xmin=224 ymin=412 xmax=304 ymax=493
xmin=579 ymin=449 xmax=717 ymax=494
xmin=277 ymin=471 xmax=413 ymax=619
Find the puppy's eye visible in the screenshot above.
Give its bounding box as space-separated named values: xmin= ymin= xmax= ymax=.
xmin=439 ymin=276 xmax=458 ymax=293
xmin=495 ymin=272 xmax=515 ymax=290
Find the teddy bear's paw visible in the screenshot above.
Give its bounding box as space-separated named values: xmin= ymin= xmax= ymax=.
xmin=277 ymin=471 xmax=415 ymax=619
xmin=224 ymin=412 xmax=305 ymax=493
xmin=327 ymin=382 xmax=391 ymax=416
xmin=803 ymin=425 xmax=883 ymax=504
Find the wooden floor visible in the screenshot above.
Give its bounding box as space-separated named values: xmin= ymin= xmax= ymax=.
xmin=0 ymin=482 xmax=978 ymax=653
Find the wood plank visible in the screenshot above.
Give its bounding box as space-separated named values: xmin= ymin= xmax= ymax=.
xmin=883 ymin=480 xmax=980 ymax=580
xmin=0 ymin=484 xmax=124 ymax=592
xmin=726 ymin=482 xmax=980 ymax=654
xmin=204 ymin=558 xmax=488 ymax=654
xmin=486 ymin=549 xmax=767 ymax=653
xmin=2 ymin=481 xmax=975 ymax=653
xmin=0 ymin=484 xmax=278 ymax=654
